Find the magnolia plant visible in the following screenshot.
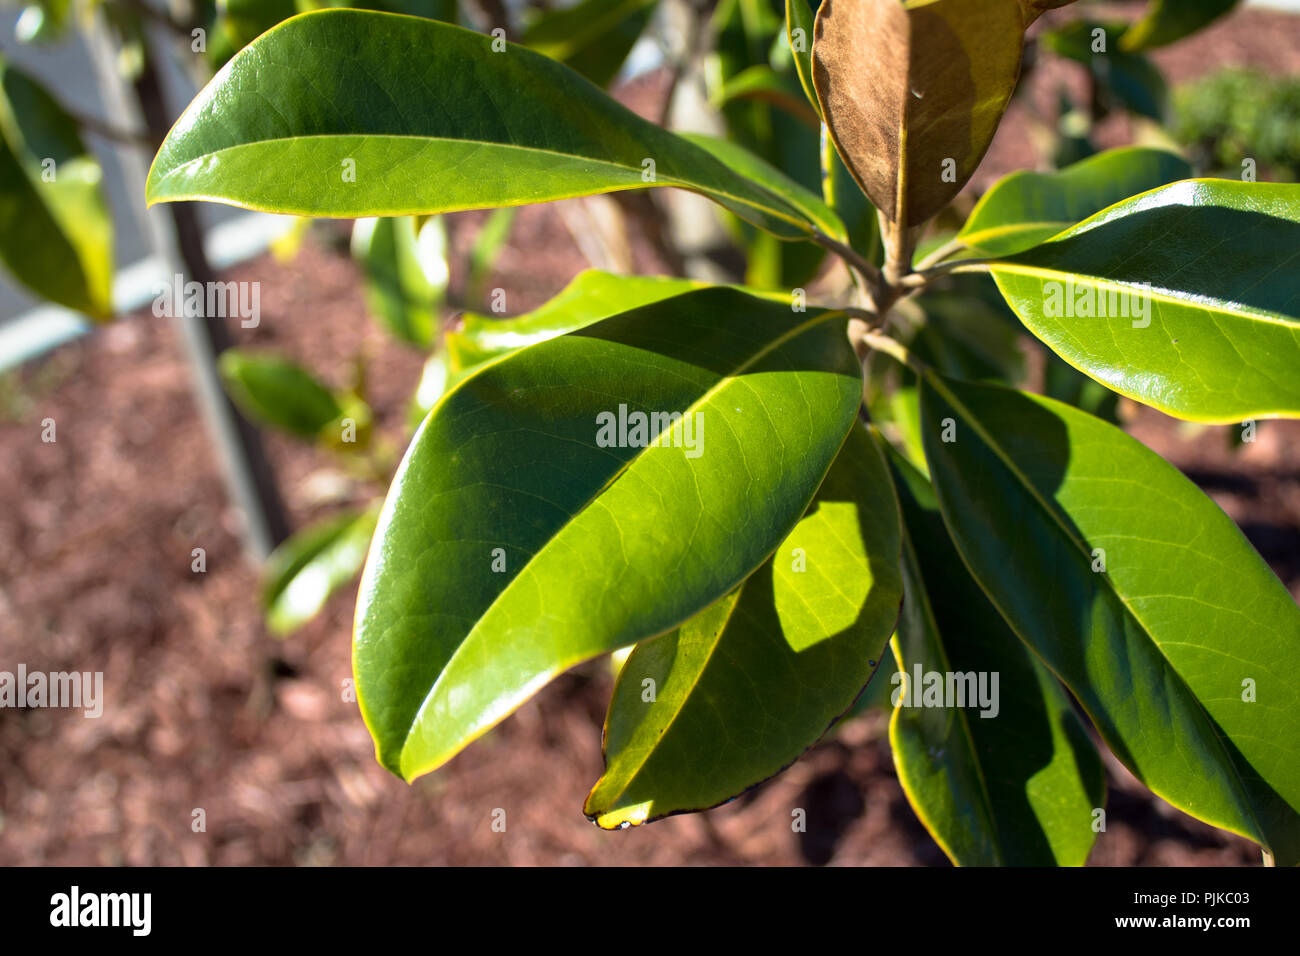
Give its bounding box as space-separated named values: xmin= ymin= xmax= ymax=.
xmin=143 ymin=0 xmax=1299 ymax=865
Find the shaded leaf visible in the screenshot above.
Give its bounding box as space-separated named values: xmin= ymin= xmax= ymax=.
xmin=522 ymin=0 xmax=655 ymax=89
xmin=1121 ymin=0 xmax=1241 ymax=52
xmin=887 ymin=442 xmax=1104 ymax=866
xmin=587 ymin=424 xmax=903 ymax=828
xmin=920 ymin=373 xmax=1300 ymax=865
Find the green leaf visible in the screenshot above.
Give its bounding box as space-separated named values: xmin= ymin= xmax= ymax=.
xmin=219 ymin=0 xmax=298 ymax=47
xmin=413 ymin=270 xmax=710 ymax=424
xmin=986 ymin=179 xmax=1300 ymax=423
xmin=354 ymin=288 xmax=862 ymax=781
xmin=465 ymin=206 xmax=516 ymax=306
xmin=264 ymin=504 xmax=381 ymax=634
xmin=0 ymin=58 xmax=113 ymax=319
xmin=586 ymin=424 xmax=903 ymax=828
xmin=812 ymin=0 xmax=1025 ymax=226
xmin=218 ymin=349 xmax=343 ymax=439
xmin=1121 ymin=0 xmax=1241 ymax=52
xmin=886 ymin=442 xmax=1104 ymax=866
xmin=678 ymin=131 xmax=845 ymax=240
xmin=786 ymin=0 xmax=821 ymax=120
xmin=522 ymin=0 xmax=656 ymax=89
xmin=958 ymin=147 xmax=1192 ymax=257
xmin=718 ymin=64 xmax=820 ymax=129
xmin=146 ymin=10 xmax=832 ymax=241
xmin=919 ymin=373 xmax=1300 ymax=865
xmin=352 ymin=215 xmax=444 ymax=348
xmin=447 ymin=269 xmax=706 ymax=369
xmin=1045 ymin=22 xmax=1167 ymax=121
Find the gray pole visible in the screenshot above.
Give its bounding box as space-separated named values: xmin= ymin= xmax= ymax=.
xmin=87 ymin=16 xmax=290 ymax=561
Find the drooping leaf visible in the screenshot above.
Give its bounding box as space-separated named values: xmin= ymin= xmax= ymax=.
xmin=521 ymin=0 xmax=655 ymax=89
xmin=886 ymin=442 xmax=1104 ymax=867
xmin=355 ymin=288 xmax=863 ymax=781
xmin=146 ymin=10 xmax=836 ymax=241
xmin=218 ymin=349 xmax=343 ymax=439
xmin=352 ymin=216 xmax=444 ymax=348
xmin=812 ymin=0 xmax=1025 ymax=226
xmin=985 ymin=179 xmax=1300 ymax=423
xmin=958 ymin=147 xmax=1192 ymax=257
xmin=919 ymin=373 xmax=1300 ymax=865
xmin=264 ymin=504 xmax=381 ymax=634
xmin=0 ymin=58 xmax=113 ymax=319
xmin=586 ymin=424 xmax=903 ymax=828
xmin=1121 ymin=0 xmax=1241 ymax=52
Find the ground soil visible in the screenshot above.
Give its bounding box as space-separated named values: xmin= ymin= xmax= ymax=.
xmin=0 ymin=2 xmax=1296 ymax=866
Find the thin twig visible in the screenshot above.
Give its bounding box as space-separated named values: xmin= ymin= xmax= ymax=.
xmin=860 ymin=329 xmax=921 ymax=372
xmin=901 ymin=255 xmax=993 ymax=288
xmin=811 ymin=229 xmax=883 ymax=306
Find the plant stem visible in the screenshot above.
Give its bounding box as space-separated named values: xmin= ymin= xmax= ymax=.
xmin=811 ymin=229 xmax=883 ymax=307
xmin=901 ymin=255 xmax=993 ymax=288
xmin=861 ymin=329 xmax=921 ymax=372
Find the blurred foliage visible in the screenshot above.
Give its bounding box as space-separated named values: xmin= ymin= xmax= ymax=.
xmin=1173 ymin=68 xmax=1300 ymax=180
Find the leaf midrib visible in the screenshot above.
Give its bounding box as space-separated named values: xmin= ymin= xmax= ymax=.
xmin=149 ymin=134 xmax=812 ymax=232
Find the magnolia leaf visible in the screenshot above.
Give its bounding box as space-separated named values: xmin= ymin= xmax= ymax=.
xmin=812 ymin=0 xmax=1024 ymax=226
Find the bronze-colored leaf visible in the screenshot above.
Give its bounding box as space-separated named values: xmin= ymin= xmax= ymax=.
xmin=812 ymin=0 xmax=1025 ymax=227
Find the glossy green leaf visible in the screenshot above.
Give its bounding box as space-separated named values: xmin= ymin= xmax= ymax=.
xmin=447 ymin=269 xmax=706 ymax=369
xmin=264 ymin=504 xmax=381 ymax=634
xmin=1121 ymin=0 xmax=1241 ymax=51
xmin=586 ymin=424 xmax=903 ymax=828
xmin=920 ymin=373 xmax=1300 ymax=865
xmin=523 ymin=0 xmax=656 ymax=88
xmin=218 ymin=349 xmax=343 ymax=439
xmin=412 ymin=271 xmax=711 ymax=424
xmin=146 ymin=10 xmax=833 ymax=240
xmin=786 ymin=0 xmax=821 ymax=120
xmin=352 ymin=215 xmax=444 ymax=348
xmin=986 ymin=179 xmax=1300 ymax=423
xmin=812 ymin=0 xmax=1025 ymax=226
xmin=887 ymin=443 xmax=1104 ymax=867
xmin=355 ymin=288 xmax=862 ymax=781
xmin=0 ymin=58 xmax=113 ymax=319
xmin=958 ymin=147 xmax=1192 ymax=257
